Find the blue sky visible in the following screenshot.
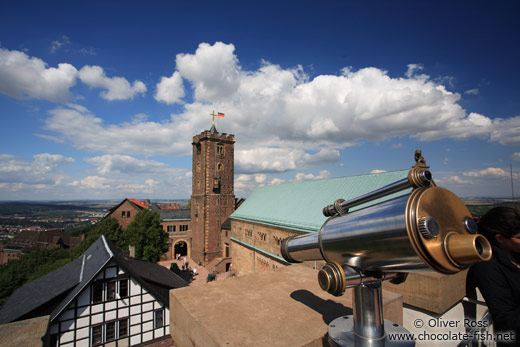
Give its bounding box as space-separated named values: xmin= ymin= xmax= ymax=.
xmin=0 ymin=1 xmax=519 ymax=200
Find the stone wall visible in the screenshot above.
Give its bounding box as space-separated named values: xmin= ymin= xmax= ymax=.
xmin=107 ymin=200 xmax=142 ymax=229
xmin=230 ymin=219 xmax=322 ymax=276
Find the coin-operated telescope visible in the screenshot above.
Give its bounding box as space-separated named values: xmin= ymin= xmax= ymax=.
xmin=281 ymin=151 xmax=491 ymax=346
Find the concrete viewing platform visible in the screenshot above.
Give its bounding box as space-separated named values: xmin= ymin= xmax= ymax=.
xmin=170 ymin=264 xmax=403 ymax=347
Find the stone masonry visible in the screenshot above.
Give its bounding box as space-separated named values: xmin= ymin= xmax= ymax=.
xmin=190 ymin=128 xmax=235 ymax=266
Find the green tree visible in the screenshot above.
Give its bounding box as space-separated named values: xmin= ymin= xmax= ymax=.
xmin=88 ymin=217 xmax=122 ymax=244
xmin=120 ymin=209 xmax=169 ymax=262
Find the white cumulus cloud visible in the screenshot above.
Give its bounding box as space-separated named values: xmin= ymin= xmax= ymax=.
xmin=44 ymin=106 xmax=191 ymax=156
xmin=292 ymin=170 xmax=331 ymax=182
xmin=437 ymin=175 xmax=475 ymax=185
xmin=0 ymin=48 xmax=77 ymax=101
xmin=70 ymin=176 xmax=111 ymax=189
xmin=236 ymin=147 xmax=339 ymax=174
xmin=0 ymin=153 xmax=74 ymax=185
xmin=78 ymin=65 xmax=146 ymax=101
xmin=155 ymin=71 xmax=185 ymax=104
xmin=463 ymin=167 xmax=519 ymax=179
xmin=176 ymin=42 xmax=240 ymax=101
xmin=37 ymin=42 xmax=520 ymax=184
xmin=84 ymin=154 xmax=188 ymax=177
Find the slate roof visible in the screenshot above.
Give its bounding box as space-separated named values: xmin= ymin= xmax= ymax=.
xmin=230 ymin=170 xmax=411 ymax=233
xmin=0 ymin=256 xmax=83 ymax=324
xmin=0 ymin=236 xmax=188 ymax=324
xmin=221 ymin=218 xmax=231 ymax=230
xmin=156 ymin=209 xmax=191 ymax=221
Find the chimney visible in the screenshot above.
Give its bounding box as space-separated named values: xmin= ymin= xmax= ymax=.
xmin=129 ymin=245 xmax=135 ymax=258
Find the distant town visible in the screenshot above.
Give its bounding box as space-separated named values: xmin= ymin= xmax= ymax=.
xmin=0 ymin=200 xmax=189 ymax=244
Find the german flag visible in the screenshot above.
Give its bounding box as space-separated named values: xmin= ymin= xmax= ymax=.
xmin=217 ymin=112 xmax=225 ymax=118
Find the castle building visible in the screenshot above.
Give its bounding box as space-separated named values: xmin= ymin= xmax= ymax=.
xmin=105 ymin=199 xmax=192 ymax=260
xmin=228 ymin=170 xmax=410 ymax=275
xmin=190 ymin=124 xmax=235 ymax=266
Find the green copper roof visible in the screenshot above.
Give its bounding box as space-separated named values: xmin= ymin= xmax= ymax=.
xmin=230 ymin=169 xmax=410 ymax=233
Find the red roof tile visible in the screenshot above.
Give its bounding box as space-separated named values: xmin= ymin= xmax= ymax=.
xmin=129 ymin=199 xmax=148 ymax=209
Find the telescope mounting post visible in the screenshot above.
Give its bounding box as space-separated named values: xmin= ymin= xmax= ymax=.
xmin=328 ymin=280 xmax=414 ymax=346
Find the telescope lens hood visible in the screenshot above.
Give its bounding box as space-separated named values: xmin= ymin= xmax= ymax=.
xmin=318 ymin=262 xmax=346 ymax=296
xmin=281 ymin=237 xmax=301 ymax=263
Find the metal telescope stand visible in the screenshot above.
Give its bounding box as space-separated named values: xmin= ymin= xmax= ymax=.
xmin=328 ymin=281 xmax=414 ymax=346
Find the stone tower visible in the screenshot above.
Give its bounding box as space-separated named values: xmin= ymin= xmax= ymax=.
xmin=190 ymin=124 xmax=235 ymax=266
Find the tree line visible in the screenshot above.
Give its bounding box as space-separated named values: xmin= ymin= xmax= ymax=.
xmin=0 ymin=209 xmax=169 ymax=306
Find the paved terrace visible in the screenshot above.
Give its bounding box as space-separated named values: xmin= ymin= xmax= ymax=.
xmin=158 ymin=257 xmax=211 ymax=286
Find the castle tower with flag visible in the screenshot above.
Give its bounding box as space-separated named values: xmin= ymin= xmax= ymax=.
xmin=190 ymin=111 xmax=235 ymax=266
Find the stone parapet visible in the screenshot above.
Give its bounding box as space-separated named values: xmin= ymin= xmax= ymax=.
xmin=383 ymin=270 xmax=468 ymax=314
xmin=170 ymin=264 xmax=403 ymax=347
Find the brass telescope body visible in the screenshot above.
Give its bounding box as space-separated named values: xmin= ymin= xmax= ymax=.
xmin=281 ymin=154 xmax=491 ymax=296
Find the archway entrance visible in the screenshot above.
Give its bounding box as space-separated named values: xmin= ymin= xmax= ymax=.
xmin=174 ymin=241 xmax=188 ymax=258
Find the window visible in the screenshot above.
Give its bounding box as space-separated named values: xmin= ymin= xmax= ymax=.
xmin=106 ymin=321 xmax=116 ymax=342
xmin=217 ymin=145 xmax=224 ymax=154
xmin=107 ymin=280 xmax=116 ymax=300
xmin=155 ymin=309 xmax=164 ymax=328
xmin=92 ymin=320 xmax=128 ymax=345
xmin=167 ymin=225 xmax=176 ymax=232
xmin=127 ymin=211 xmax=131 ymax=218
xmin=121 ymin=211 xmax=126 ymax=218
xmin=92 ymin=324 xmax=103 ymax=345
xmin=92 ymin=278 xmax=128 ymax=302
xmin=217 ymin=162 xmax=223 ymax=171
xmin=119 ymin=319 xmax=128 ymax=338
xmin=119 ymin=279 xmax=128 ymax=298
xmin=180 ymin=224 xmax=188 ymax=232
xmin=93 ymin=281 xmax=103 ymax=303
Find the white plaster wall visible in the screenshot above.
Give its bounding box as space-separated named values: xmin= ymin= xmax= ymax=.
xmin=51 ymin=263 xmax=171 ymax=347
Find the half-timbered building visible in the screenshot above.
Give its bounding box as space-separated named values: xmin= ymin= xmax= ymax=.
xmin=0 ymin=235 xmax=188 ymax=346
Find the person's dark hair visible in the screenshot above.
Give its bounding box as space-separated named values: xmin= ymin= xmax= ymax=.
xmin=478 ymin=207 xmax=520 ymax=246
